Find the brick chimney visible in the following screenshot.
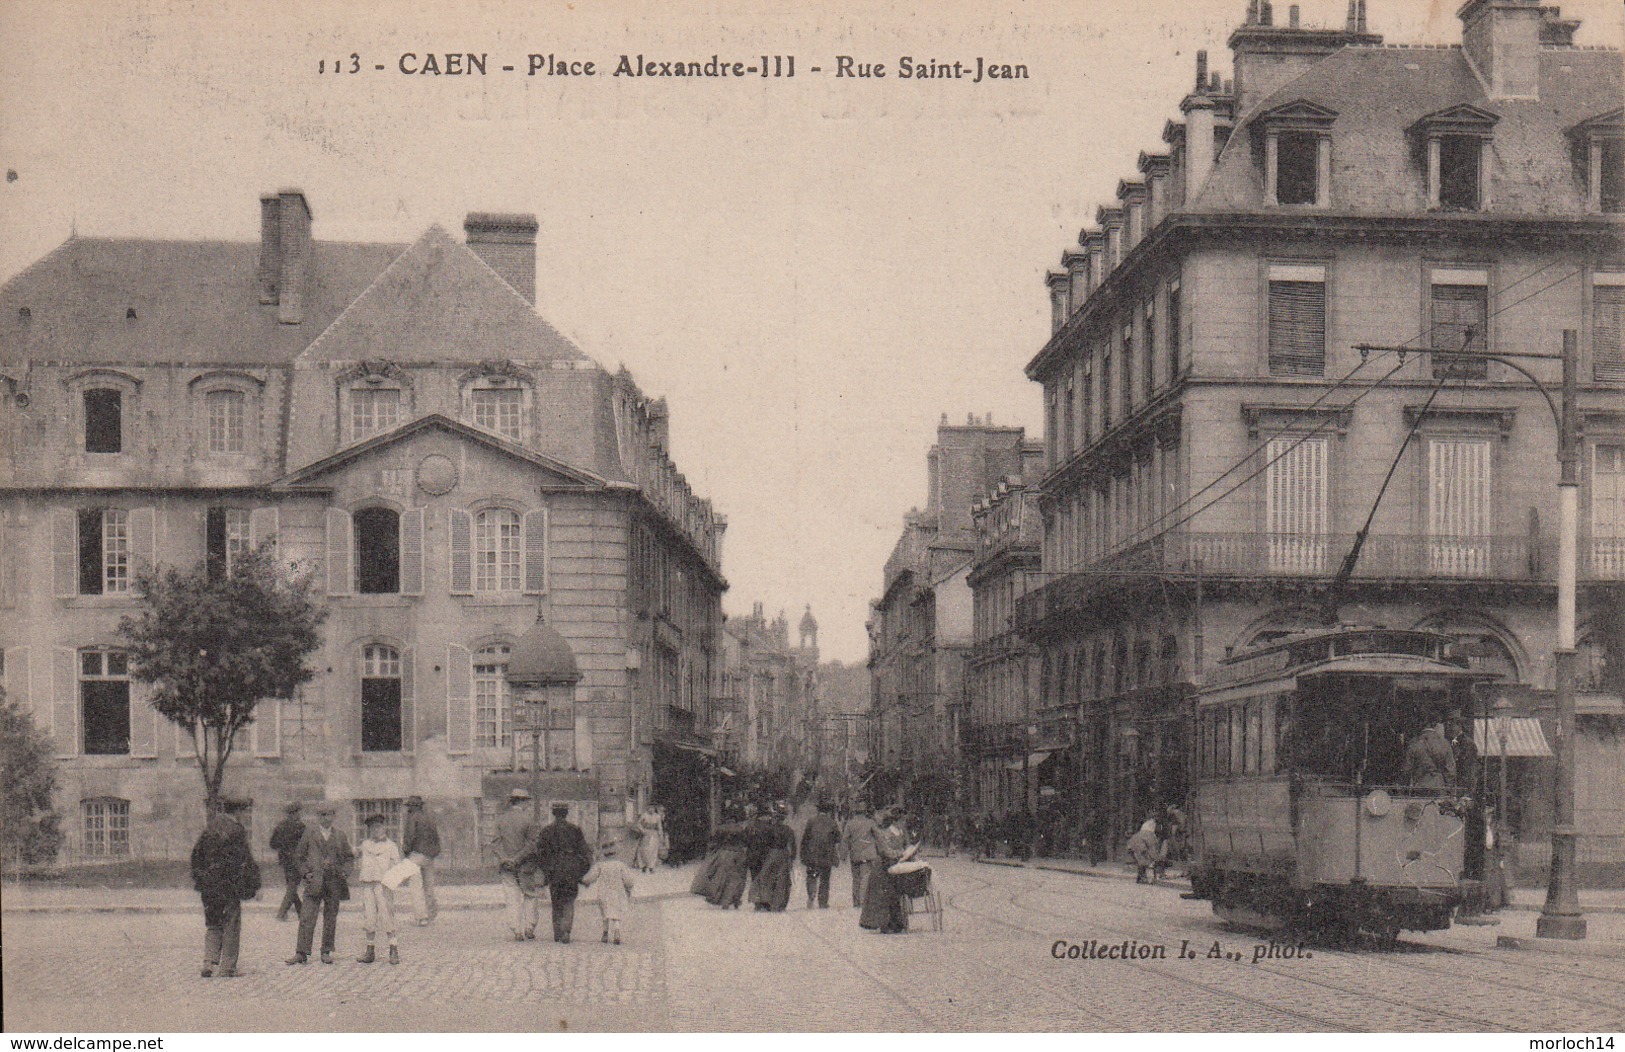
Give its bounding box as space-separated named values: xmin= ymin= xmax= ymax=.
xmin=464 ymin=213 xmax=539 ymax=305
xmin=257 ymin=190 xmax=312 ymax=323
xmin=276 ymin=190 xmax=311 ymax=325
xmin=1460 ymin=0 xmax=1545 ymax=100
xmin=257 ymin=195 xmax=280 ymax=305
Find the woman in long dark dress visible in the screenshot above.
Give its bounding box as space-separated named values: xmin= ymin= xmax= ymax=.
xmin=705 ymin=815 xmax=752 ymax=909
xmin=748 ymin=808 xmax=796 ymax=911
xmin=859 ymin=809 xmax=911 ymax=934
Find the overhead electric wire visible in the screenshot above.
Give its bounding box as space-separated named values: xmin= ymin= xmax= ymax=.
xmin=1106 ymin=258 xmax=1572 ymax=554
xmin=1105 ymin=265 xmax=1583 ymax=558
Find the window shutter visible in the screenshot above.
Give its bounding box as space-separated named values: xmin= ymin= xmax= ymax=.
xmin=400 ymin=508 xmax=425 ymax=596
xmin=446 ymin=643 xmax=472 ymax=755
xmin=129 ymin=507 xmax=156 ymax=579
xmin=574 ymin=706 xmax=593 ymax=770
xmin=1594 ymin=285 xmax=1625 ymax=383
xmin=449 ymin=509 xmax=473 ymax=595
xmin=348 ymin=646 xmax=363 ymax=757
xmin=325 ymin=508 xmax=353 ymax=596
xmin=399 ymin=645 xmax=415 ymax=755
xmin=1268 ymin=280 xmax=1326 ymax=376
xmin=250 ymin=507 xmax=280 ymax=563
xmin=1428 ymin=438 xmax=1491 ymax=574
xmin=53 ymin=646 xmax=77 ymax=758
xmin=0 ymin=519 xmax=11 ymax=609
xmin=523 ymin=509 xmax=548 ymax=595
xmin=129 ymin=677 xmax=158 ymax=759
xmin=4 ymin=645 xmax=30 ymax=715
xmin=53 ymin=509 xmax=78 ymax=598
xmin=252 ymin=699 xmax=281 ymax=757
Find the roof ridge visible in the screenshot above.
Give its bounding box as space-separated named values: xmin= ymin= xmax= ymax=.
xmin=292 ymin=232 xmax=420 ymax=364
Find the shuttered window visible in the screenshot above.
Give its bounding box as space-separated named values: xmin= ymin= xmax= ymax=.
xmin=1167 ymin=280 xmax=1182 ymax=380
xmin=1268 ymin=274 xmax=1326 ymax=376
xmin=360 ymin=644 xmax=405 ymax=753
xmin=1265 ymin=436 xmax=1328 ymax=572
xmin=1120 ymin=321 xmax=1135 ymax=418
xmin=1593 ymin=443 xmax=1625 ymax=578
xmin=1431 ymin=281 xmax=1489 ymax=379
xmin=1593 ymin=280 xmax=1624 ymax=383
xmin=473 ymin=645 xmax=513 ymax=748
xmin=1427 ymin=437 xmax=1492 ymax=576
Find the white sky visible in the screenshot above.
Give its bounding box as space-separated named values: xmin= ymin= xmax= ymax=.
xmin=2 ymin=0 xmax=1620 ymax=662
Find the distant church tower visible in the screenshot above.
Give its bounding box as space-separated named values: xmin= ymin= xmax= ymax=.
xmin=798 ymin=604 xmax=819 ymax=657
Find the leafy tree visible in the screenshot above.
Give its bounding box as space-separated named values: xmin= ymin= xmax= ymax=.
xmin=118 ymin=543 xmax=326 ymax=808
xmin=0 ymin=685 xmax=66 ymax=865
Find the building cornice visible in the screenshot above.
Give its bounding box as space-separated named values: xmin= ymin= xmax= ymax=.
xmin=1026 ymin=210 xmax=1625 ymax=382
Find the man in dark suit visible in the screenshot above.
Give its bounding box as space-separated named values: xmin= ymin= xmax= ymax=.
xmin=191 ymin=798 xmax=260 ymax=978
xmin=523 ymin=803 xmax=592 ymax=944
xmin=798 ymin=800 xmax=841 ymax=910
xmin=269 ymin=802 xmax=306 ymax=922
xmin=287 ymin=802 xmax=354 ymax=965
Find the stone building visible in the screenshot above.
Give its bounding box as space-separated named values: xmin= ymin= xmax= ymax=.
xmin=868 ymin=414 xmax=1029 ymax=813
xmin=0 ymin=192 xmax=726 ymax=864
xmin=965 ymin=437 xmax=1045 ymax=817
xmin=716 ymin=602 xmax=819 ymax=774
xmin=1019 ymin=1 xmax=1623 ymax=875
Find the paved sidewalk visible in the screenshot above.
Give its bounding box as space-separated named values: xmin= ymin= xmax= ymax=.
xmin=0 ymin=861 xmax=697 ymax=915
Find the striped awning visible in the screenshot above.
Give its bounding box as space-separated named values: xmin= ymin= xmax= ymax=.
xmin=1473 ymin=717 xmax=1553 ymax=758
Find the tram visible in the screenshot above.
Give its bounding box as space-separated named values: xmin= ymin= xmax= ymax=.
xmin=1185 ymin=627 xmax=1497 ymax=938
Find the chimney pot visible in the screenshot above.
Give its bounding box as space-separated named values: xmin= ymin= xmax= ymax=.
xmin=1211 ymin=72 xmax=1222 ymax=92
xmin=464 ymin=212 xmax=539 ymax=305
xmin=1289 ymin=4 xmax=1299 ymax=28
xmin=1357 ymin=0 xmax=1367 ymax=32
xmin=1195 ymin=49 xmax=1208 ymax=93
xmin=1346 ymin=0 xmax=1358 ymax=30
xmin=1261 ymin=1 xmax=1273 ymax=27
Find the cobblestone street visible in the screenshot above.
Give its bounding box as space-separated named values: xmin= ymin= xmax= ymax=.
xmin=6 ymin=859 xmax=1623 ymax=1032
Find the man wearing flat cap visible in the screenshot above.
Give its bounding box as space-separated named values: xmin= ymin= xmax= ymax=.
xmin=493 ymin=788 xmax=540 ymax=940
xmin=401 ymin=795 xmax=441 ymax=925
xmin=522 ymin=803 xmax=593 ymax=944
xmin=287 ymin=802 xmax=353 ymax=965
xmin=269 ymin=802 xmax=306 ymax=922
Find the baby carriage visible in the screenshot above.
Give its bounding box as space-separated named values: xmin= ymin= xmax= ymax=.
xmin=888 ymin=859 xmax=943 ymax=932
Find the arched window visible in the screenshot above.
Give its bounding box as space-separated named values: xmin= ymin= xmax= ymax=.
xmin=474 ymin=509 xmax=522 ymax=592
xmin=474 ymin=644 xmax=512 ymax=748
xmin=354 ymin=507 xmax=401 ymax=594
xmin=360 ymin=644 xmax=403 ymax=752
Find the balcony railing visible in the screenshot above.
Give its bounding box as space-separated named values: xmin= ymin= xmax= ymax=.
xmin=1021 ymin=531 xmax=1624 ymax=626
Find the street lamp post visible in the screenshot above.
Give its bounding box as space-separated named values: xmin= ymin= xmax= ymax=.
xmin=1537 ymin=330 xmax=1586 ymax=940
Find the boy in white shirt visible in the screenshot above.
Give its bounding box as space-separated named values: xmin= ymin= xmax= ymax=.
xmin=355 ymin=813 xmax=402 ymax=964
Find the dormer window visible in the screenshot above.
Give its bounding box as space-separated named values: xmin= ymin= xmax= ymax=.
xmin=1569 ymin=109 xmax=1624 ymax=214
xmin=459 ymin=363 xmax=534 ymax=445
xmin=1257 ymin=101 xmax=1336 ymax=207
xmin=472 ymin=388 xmax=523 ymax=441
xmin=1412 ymin=105 xmax=1498 ymax=212
xmin=351 ymin=388 xmax=400 ymax=440
xmin=84 ymin=389 xmax=122 ymax=453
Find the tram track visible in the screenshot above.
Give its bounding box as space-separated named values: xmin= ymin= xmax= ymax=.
xmin=1036 ymin=865 xmax=1625 ymax=1014
xmin=942 ymin=874 xmax=1370 ymax=1032
xmin=985 ymin=873 xmax=1527 ymax=1031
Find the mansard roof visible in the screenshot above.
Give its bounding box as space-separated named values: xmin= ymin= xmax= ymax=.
xmin=295 ymin=225 xmax=589 ymax=367
xmin=0 ymin=237 xmax=403 ymax=367
xmin=273 ymin=412 xmax=613 ymax=490
xmin=1194 ymin=45 xmax=1624 ymax=216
